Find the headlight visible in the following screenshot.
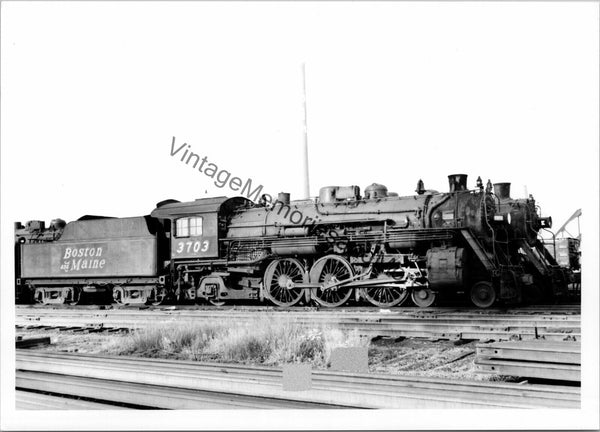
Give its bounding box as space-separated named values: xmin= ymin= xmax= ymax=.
xmin=539 ymin=216 xmax=552 ymax=229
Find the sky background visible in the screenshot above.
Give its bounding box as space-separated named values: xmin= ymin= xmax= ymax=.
xmin=1 ymin=2 xmax=598 ymax=231
xmin=1 ymin=2 xmax=599 ymax=429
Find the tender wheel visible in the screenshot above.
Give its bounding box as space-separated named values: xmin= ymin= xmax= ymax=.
xmin=112 ymin=285 xmax=125 ymax=305
xmin=310 ymin=255 xmax=354 ymax=307
xmin=362 ymin=278 xmax=409 ymax=308
xmin=263 ymin=258 xmax=306 ymax=307
xmin=470 ymin=281 xmax=496 ymax=308
xmin=151 ymin=288 xmax=168 ymax=306
xmin=33 ymin=288 xmax=45 ymax=304
xmin=411 ymin=288 xmax=436 ymax=308
xmin=66 ymin=287 xmax=82 ymax=306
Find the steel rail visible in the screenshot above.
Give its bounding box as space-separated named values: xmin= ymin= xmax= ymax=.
xmin=476 ymin=340 xmax=581 ymax=364
xmin=475 ymin=340 xmax=581 ymax=382
xmin=15 ymin=389 xmax=129 ymax=410
xmin=15 ymin=313 xmax=581 ymax=327
xmin=17 ymin=323 xmax=576 ymax=342
xmin=16 ymin=351 xmax=580 ymax=409
xmin=17 ymin=371 xmax=343 ymax=409
xmin=16 ymin=304 xmax=582 ymax=313
xmin=21 ymin=351 xmax=580 ymax=400
xmin=15 ymin=308 xmax=582 ymax=320
xmin=474 ymin=359 xmax=581 ymax=382
xmin=15 ymin=304 xmax=582 ymax=322
xmin=16 ymin=308 xmax=581 ymax=341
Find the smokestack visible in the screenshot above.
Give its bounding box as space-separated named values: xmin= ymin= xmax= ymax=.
xmin=448 ymin=174 xmax=468 ymax=192
xmin=493 ymin=183 xmax=511 ymax=200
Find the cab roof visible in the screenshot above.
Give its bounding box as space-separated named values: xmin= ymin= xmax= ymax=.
xmin=150 ymin=196 xmax=253 ymax=219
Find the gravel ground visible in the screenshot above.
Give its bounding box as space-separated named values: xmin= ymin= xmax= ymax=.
xmin=15 ymin=328 xmax=510 ymax=381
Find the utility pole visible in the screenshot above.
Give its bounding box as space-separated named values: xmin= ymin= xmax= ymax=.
xmin=302 ymin=63 xmax=310 ymax=199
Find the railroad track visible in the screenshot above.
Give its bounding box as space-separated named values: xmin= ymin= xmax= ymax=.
xmin=16 ymin=372 xmax=341 ymax=409
xmin=16 ymin=303 xmax=582 ymax=313
xmin=16 ymin=305 xmax=581 ymax=341
xmin=16 ymin=350 xmax=580 ymax=409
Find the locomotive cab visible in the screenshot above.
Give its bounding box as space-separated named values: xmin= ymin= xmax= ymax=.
xmin=150 ymin=196 xmax=255 ymax=303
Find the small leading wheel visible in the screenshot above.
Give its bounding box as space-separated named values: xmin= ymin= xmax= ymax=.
xmin=470 ymin=281 xmax=496 ymax=308
xmin=411 ymin=288 xmax=436 ymax=308
xmin=310 ymin=255 xmax=354 ymax=308
xmin=263 ymin=258 xmax=306 ymax=307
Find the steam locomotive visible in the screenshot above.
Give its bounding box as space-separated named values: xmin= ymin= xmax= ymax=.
xmin=15 ymin=173 xmax=572 ymax=308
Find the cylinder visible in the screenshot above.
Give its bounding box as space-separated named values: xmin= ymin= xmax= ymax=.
xmin=448 ymin=174 xmax=468 ymax=192
xmin=493 ymin=183 xmax=511 ymax=200
xmin=426 ymin=247 xmax=467 ymax=288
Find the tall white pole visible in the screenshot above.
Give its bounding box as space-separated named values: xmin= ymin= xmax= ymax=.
xmin=302 ymin=63 xmax=310 ymax=199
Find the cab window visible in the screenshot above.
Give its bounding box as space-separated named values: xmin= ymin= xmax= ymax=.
xmin=175 ymin=218 xmax=189 ymax=237
xmin=175 ymin=216 xmax=203 ymax=237
xmin=189 ymin=216 xmax=203 ymax=236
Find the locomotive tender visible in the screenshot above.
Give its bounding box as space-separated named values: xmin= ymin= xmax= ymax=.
xmin=15 ymin=174 xmax=570 ymax=308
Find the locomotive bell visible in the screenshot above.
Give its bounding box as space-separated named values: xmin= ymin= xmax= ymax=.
xmin=493 ymin=183 xmax=511 ymax=200
xmin=448 ymin=174 xmax=468 ymax=192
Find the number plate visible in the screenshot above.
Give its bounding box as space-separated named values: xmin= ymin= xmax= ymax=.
xmin=174 ymin=239 xmax=210 ymax=255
